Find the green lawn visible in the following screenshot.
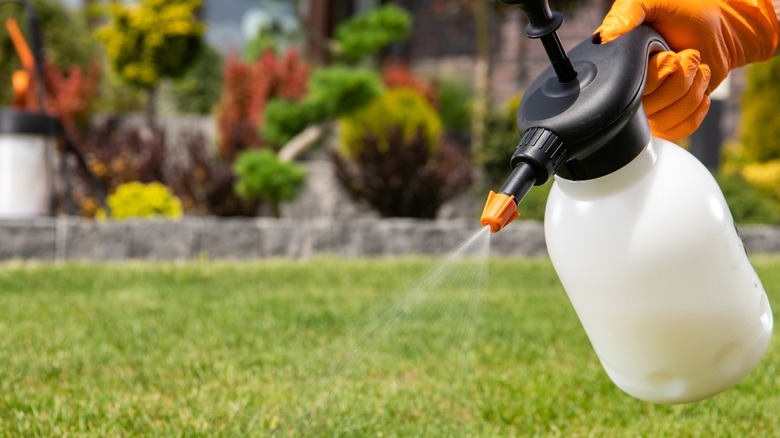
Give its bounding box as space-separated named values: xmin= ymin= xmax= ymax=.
xmin=1 ymin=254 xmax=779 ymax=436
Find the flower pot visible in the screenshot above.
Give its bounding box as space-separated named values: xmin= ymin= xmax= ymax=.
xmin=0 ymin=109 xmax=58 ymax=218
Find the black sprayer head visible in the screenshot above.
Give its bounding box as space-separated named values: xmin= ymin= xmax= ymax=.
xmin=482 ymin=0 xmax=670 ymax=232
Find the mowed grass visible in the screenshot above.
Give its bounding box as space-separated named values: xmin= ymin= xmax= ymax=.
xmin=1 ymin=255 xmax=780 ymax=436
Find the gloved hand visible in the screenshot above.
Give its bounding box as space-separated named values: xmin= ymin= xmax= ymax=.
xmin=595 ymin=0 xmax=780 ymax=141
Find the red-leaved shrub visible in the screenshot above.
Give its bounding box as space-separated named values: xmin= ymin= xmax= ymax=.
xmin=381 ymin=62 xmax=438 ymax=107
xmin=216 ymin=49 xmax=309 ymax=160
xmin=43 ymin=59 xmax=101 ymax=142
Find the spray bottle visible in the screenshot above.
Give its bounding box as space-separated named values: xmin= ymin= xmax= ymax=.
xmin=481 ymin=0 xmax=773 ymax=404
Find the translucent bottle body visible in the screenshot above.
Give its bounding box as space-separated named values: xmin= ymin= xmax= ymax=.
xmin=545 ymin=137 xmax=773 ymax=404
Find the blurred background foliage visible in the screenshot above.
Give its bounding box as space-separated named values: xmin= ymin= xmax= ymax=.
xmin=0 ymin=0 xmax=776 ymax=224
xmin=0 ymin=0 xmax=97 ymax=105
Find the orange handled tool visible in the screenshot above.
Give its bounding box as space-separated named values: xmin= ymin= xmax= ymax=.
xmin=6 ymin=17 xmax=35 ymax=107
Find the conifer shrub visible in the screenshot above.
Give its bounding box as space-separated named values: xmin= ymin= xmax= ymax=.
xmin=261 ymin=67 xmax=382 ymax=147
xmin=332 ymin=89 xmax=472 ymax=218
xmin=233 ymin=150 xmax=306 ymax=218
xmin=172 ymin=45 xmax=224 ymax=114
xmin=259 ymin=5 xmax=411 ymax=148
xmin=97 ymin=0 xmax=204 ymax=89
xmin=333 ymin=4 xmax=412 ymax=62
xmin=340 ymin=88 xmax=441 ymax=158
xmin=435 ymin=76 xmax=473 ymax=137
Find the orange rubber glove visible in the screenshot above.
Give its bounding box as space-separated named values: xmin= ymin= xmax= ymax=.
xmin=596 ymin=0 xmax=780 ymax=141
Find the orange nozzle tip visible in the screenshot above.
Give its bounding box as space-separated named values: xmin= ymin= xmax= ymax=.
xmin=480 ymin=190 xmax=520 ymax=233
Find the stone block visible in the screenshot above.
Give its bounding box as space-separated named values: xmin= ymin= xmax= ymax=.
xmin=406 ymin=220 xmax=474 ymax=256
xmin=62 ymin=218 xmax=130 ymax=261
xmin=739 ymin=225 xmax=780 ymax=255
xmin=375 ymin=219 xmax=418 ymax=257
xmin=198 ymin=218 xmax=261 ymax=259
xmin=130 ymin=219 xmax=198 ymax=260
xmin=0 ymin=218 xmax=55 ymax=260
xmin=308 ymin=219 xmax=361 ymax=257
xmin=489 ymin=221 xmax=548 ymax=257
xmin=257 ymin=219 xmax=306 ymax=258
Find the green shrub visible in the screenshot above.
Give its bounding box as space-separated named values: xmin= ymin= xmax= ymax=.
xmin=716 ymin=172 xmax=780 ymax=224
xmin=480 ymin=92 xmax=523 ymax=188
xmin=334 ymin=4 xmax=412 ymax=63
xmin=258 ymin=4 xmax=411 ymax=148
xmin=261 ymin=99 xmax=327 ymax=147
xmin=98 ymin=182 xmax=183 ymax=220
xmin=436 ymin=76 xmax=474 ymax=135
xmin=340 ymin=88 xmax=441 ymax=158
xmin=741 ymin=56 xmax=780 ymax=162
xmin=739 ymin=158 xmax=780 ymax=207
xmin=94 ymin=70 xmax=147 ymax=114
xmin=233 ymin=150 xmax=306 ymax=218
xmin=172 ymin=44 xmax=223 ymax=114
xmin=307 ymin=67 xmax=384 ymax=118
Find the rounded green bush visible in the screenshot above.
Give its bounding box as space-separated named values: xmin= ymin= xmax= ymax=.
xmin=233 ymin=149 xmax=306 ymax=217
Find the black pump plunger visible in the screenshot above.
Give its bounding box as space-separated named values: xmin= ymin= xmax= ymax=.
xmin=500 ymin=0 xmax=576 ymax=82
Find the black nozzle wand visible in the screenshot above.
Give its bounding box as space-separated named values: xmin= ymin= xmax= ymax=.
xmin=498 ymin=162 xmax=536 ymax=204
xmin=499 ymin=0 xmax=577 ymax=83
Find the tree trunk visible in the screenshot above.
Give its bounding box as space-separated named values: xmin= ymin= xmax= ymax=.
xmin=277 ymin=123 xmax=329 ymax=162
xmin=145 ymin=85 xmax=158 ymax=127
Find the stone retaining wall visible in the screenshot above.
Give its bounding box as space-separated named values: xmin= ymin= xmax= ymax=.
xmin=1 ymin=217 xmax=780 ymax=261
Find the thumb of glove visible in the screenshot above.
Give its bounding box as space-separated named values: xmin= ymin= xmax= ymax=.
xmin=594 ymin=0 xmax=648 ymax=43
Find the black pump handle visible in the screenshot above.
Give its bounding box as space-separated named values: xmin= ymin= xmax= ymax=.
xmin=499 ymin=0 xmax=559 ymax=34
xmin=498 ymin=0 xmax=577 ymax=82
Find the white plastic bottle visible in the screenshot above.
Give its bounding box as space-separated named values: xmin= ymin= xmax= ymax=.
xmin=544 ymin=136 xmax=773 ymax=404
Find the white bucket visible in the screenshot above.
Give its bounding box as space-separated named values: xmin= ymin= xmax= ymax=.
xmin=0 ymin=110 xmax=57 ymax=218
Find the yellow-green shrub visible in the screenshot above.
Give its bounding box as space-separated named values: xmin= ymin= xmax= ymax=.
xmin=741 ymin=56 xmax=780 ymax=162
xmin=98 ymin=182 xmax=183 ymax=220
xmin=741 ymin=159 xmax=780 ymax=199
xmin=340 ymin=88 xmax=441 ymax=158
xmin=97 ymin=0 xmax=204 ymax=89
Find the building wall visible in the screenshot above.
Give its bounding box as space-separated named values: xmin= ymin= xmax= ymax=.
xmin=398 ymin=2 xmax=610 ymax=105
